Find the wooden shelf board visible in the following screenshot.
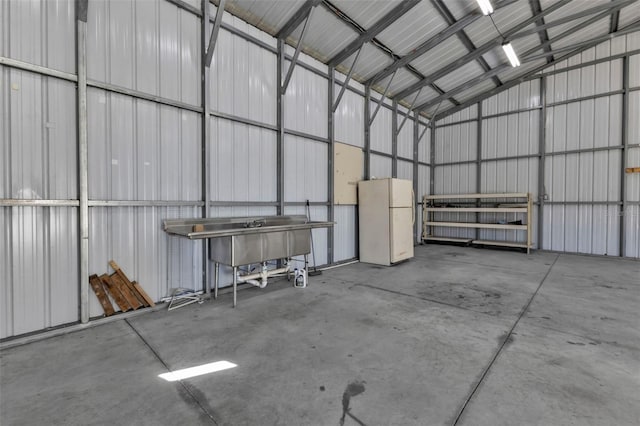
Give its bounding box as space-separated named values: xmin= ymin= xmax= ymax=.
xmin=424 ymin=236 xmax=473 ymax=243
xmin=426 ymin=221 xmax=528 ymax=230
xmin=472 ymin=239 xmax=530 ymax=248
xmin=425 ymin=207 xmax=527 ymax=213
xmin=425 ymin=193 xmax=529 ymax=200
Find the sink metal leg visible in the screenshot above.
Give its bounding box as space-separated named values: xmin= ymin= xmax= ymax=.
xmin=214 ymin=262 xmax=219 ymax=300
xmin=233 ymin=266 xmax=237 ymax=308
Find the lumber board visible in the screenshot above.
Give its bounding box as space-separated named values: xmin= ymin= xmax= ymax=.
xmin=100 ymin=274 xmax=131 ymax=312
xmin=109 ymin=273 xmax=143 ymax=310
xmin=132 ymin=281 xmax=155 ymax=308
xmin=109 ymin=260 xmax=148 ymax=307
xmin=89 ymin=274 xmax=115 ymax=316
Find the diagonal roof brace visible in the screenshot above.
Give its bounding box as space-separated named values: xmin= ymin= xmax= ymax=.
xmin=433 ymin=19 xmax=640 ymax=122
xmin=332 ymin=47 xmax=363 ymax=112
xmin=528 ymin=0 xmax=553 ymax=63
xmin=366 ymin=0 xmax=519 ymax=86
xmin=370 ymin=69 xmax=398 ymax=125
xmin=205 ymin=0 xmax=226 ymax=67
xmin=417 ymin=17 xmax=640 ymax=114
xmin=281 ymin=7 xmax=315 ymax=95
xmin=276 ymin=0 xmax=322 ymax=39
xmin=328 ymin=0 xmax=420 ymax=67
xmin=393 ymin=0 xmax=573 ymax=101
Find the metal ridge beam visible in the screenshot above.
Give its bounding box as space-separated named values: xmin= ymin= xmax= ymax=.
xmin=367 ymin=0 xmax=519 ymax=86
xmin=418 ymin=17 xmax=640 ymax=113
xmin=529 ymin=0 xmax=553 ymax=63
xmin=276 ymin=0 xmax=321 ymax=39
xmin=432 ymin=20 xmax=640 ymax=121
xmin=430 ymin=0 xmax=502 ymax=86
xmin=328 ymin=0 xmax=420 ymax=67
xmin=393 ymin=0 xmax=572 ymax=100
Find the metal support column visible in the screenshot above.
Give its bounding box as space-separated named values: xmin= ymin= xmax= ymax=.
xmin=277 ymin=39 xmax=285 ymax=216
xmin=76 ymin=0 xmax=89 ymax=323
xmin=201 ymin=0 xmax=212 ymax=294
xmin=537 ymin=77 xmax=547 ymax=249
xmin=413 ymin=111 xmax=420 ymax=243
xmin=475 ymin=102 xmax=482 ymax=241
xmin=430 ymin=124 xmax=436 ymax=196
xmin=619 ymin=55 xmax=629 ymax=257
xmin=328 ymin=67 xmax=335 ymax=264
xmin=364 ymin=85 xmax=371 ymax=179
xmin=392 ymin=100 xmax=398 ymax=178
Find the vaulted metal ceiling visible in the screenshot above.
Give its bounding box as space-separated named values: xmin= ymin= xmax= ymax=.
xmin=214 ymin=0 xmax=640 ymax=120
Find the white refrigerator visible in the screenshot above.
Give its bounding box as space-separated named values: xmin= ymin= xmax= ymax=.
xmin=358 ymin=178 xmax=415 ymax=266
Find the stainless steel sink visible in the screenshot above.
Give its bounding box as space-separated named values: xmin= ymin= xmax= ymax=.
xmin=163 ymin=215 xmax=334 ymax=306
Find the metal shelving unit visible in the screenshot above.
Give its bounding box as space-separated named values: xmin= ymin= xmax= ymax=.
xmin=422 ymin=193 xmax=532 ymax=253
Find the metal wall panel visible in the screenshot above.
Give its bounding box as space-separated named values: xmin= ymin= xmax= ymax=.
xmin=2 ymin=69 xmax=77 ymax=200
xmin=435 ymin=122 xmax=477 ymax=163
xmin=418 ymin=165 xmax=430 ymax=197
xmin=1 ymin=207 xmax=79 ymax=338
xmin=627 ymin=147 xmax=640 ymax=202
xmin=87 ymin=89 xmax=202 ymax=201
xmin=483 ymin=80 xmax=540 ymax=116
xmin=0 ymin=0 xmax=75 ymax=73
xmin=543 ymin=205 xmax=620 ymax=255
xmin=283 ymin=135 xmax=328 ymax=202
xmin=546 ymin=96 xmax=623 ymax=152
xmin=370 ymin=154 xmax=392 ymax=179
xmin=397 ymin=160 xmax=413 ymax=182
xmin=625 ymin=205 xmax=640 ymax=258
xmin=547 ymin=59 xmax=623 ymax=104
xmin=283 ymin=62 xmax=328 ymax=138
xmin=334 ymin=205 xmax=356 ymax=262
xmin=370 ymin=101 xmax=392 ymax=154
xmin=210 ymin=27 xmax=277 ymax=126
xmin=434 ymin=164 xmax=477 ymax=195
xmin=334 ymin=83 xmax=364 ymax=148
xmin=439 ymin=104 xmax=477 ymax=125
xmin=482 ymin=111 xmax=540 ymax=159
xmin=630 ymin=91 xmax=640 ymax=146
xmin=210 ymin=117 xmax=277 ymax=202
xmin=284 ymin=206 xmax=328 ymax=267
xmin=87 ymin=0 xmax=201 ymax=107
xmin=89 ymin=206 xmax=202 ymax=316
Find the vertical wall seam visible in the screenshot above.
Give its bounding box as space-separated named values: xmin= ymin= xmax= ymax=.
xmin=328 ymin=67 xmax=335 ymax=264
xmin=538 ymin=76 xmax=546 ymax=250
xmin=476 ymin=102 xmax=482 ymax=241
xmin=201 ymin=0 xmax=211 ymax=291
xmin=364 ymin=85 xmax=371 ymax=179
xmin=392 ymin=100 xmax=398 ymax=178
xmin=619 ymin=55 xmax=629 ymax=257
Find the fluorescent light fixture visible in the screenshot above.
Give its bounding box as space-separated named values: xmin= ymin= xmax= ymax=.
xmin=502 ymin=42 xmax=520 ymax=67
xmin=158 ymin=361 xmax=237 ymax=382
xmin=476 ymin=0 xmax=494 ymax=15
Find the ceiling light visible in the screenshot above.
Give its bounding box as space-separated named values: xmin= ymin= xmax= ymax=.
xmin=158 ymin=361 xmax=237 ymax=382
xmin=502 ymin=42 xmax=520 ymax=67
xmin=476 ymin=0 xmax=494 ymax=15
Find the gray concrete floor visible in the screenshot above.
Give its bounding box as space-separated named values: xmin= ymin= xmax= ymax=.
xmin=1 ymin=245 xmax=639 ymax=426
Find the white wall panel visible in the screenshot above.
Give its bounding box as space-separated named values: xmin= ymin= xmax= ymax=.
xmin=284 ymin=63 xmax=328 ymax=138
xmin=546 ymin=59 xmax=622 ymax=104
xmin=2 ymin=69 xmax=77 ymax=200
xmin=436 ymin=122 xmax=477 ymax=163
xmin=434 ymin=164 xmax=476 ymax=195
xmin=483 ymin=80 xmax=540 ymax=116
xmin=370 ymin=102 xmax=392 ymax=154
xmin=439 ymin=104 xmax=477 ymax=125
xmin=546 ymin=95 xmax=623 ymax=152
xmin=284 ymin=206 xmax=328 ymax=267
xmin=397 ymin=160 xmax=413 ymax=182
xmin=482 ymin=111 xmax=539 ymax=159
xmin=418 ymin=165 xmax=430 ymax=197
xmin=0 ymin=0 xmax=75 ymax=73
xmin=1 ymin=207 xmax=78 ymax=338
xmin=334 ymin=84 xmax=364 ymax=147
xmin=211 ymin=28 xmax=277 ymax=125
xmin=543 ymin=205 xmax=620 ymax=256
xmin=370 ymin=154 xmax=392 ymax=179
xmin=284 ymin=135 xmax=328 ymax=202
xmin=630 ymin=54 xmax=640 ymax=88
xmin=334 ymin=206 xmax=356 ymax=261
xmin=545 ymin=152 xmax=620 ymax=203
xmin=625 ymin=205 xmax=640 ymax=258
xmin=210 ymin=118 xmax=277 ymax=202
xmin=630 ymin=92 xmax=640 ymax=146
xmin=87 ymin=89 xmax=201 ymax=201
xmin=87 ymin=0 xmax=200 ymax=106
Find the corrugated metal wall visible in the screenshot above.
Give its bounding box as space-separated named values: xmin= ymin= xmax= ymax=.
xmin=2 ymin=0 xmax=431 ymax=338
xmin=431 ymin=33 xmax=640 ymax=258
